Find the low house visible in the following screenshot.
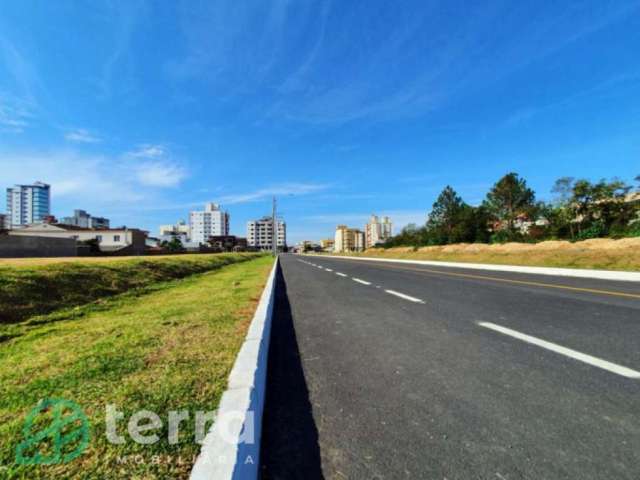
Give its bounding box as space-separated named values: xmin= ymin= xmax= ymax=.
xmin=208 ymin=235 xmax=248 ymax=252
xmin=9 ymin=223 xmax=148 ymax=255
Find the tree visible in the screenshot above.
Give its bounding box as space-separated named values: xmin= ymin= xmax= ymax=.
xmin=551 ymin=177 xmax=575 ymax=205
xmin=550 ymin=177 xmax=576 ymax=239
xmin=484 ymin=173 xmax=536 ymax=233
xmin=162 ymin=237 xmax=185 ymax=253
xmin=570 ymin=178 xmax=632 ymax=238
xmin=427 ymin=186 xmax=466 ymax=243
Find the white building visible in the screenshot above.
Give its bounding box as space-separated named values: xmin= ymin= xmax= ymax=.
xmin=159 ymin=220 xmax=190 ymax=238
xmin=365 ymin=214 xmax=393 ymax=248
xmin=334 ymin=225 xmax=365 ymax=252
xmin=189 ymin=203 xmax=229 ymax=245
xmin=247 ymin=217 xmax=286 ymax=251
xmin=60 ymin=209 xmax=110 ymax=229
xmin=6 ymin=182 xmax=51 ymax=228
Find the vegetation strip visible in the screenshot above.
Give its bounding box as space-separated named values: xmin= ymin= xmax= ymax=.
xmin=0 ymin=253 xmax=263 ymax=324
xmin=0 ymin=255 xmax=274 ymax=479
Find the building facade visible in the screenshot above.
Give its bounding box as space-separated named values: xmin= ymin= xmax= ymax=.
xmin=208 ymin=235 xmax=248 ymax=252
xmin=6 ymin=182 xmax=51 ymax=227
xmin=247 ymin=217 xmax=286 ymax=251
xmin=8 ymin=223 xmax=147 ymax=255
xmin=0 ymin=213 xmax=8 ymax=230
xmin=60 ymin=209 xmax=110 ymax=229
xmin=320 ymin=238 xmax=335 ymax=252
xmin=189 ymin=203 xmax=229 ymax=245
xmin=365 ymin=214 xmax=393 ymax=248
xmin=159 ymin=220 xmax=190 ymax=238
xmin=158 ymin=220 xmax=191 ymax=245
xmin=334 ymin=225 xmax=365 ymax=252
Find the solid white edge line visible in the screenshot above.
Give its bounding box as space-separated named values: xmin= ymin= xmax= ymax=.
xmin=336 ymin=272 xmax=348 ymax=277
xmin=352 ymin=278 xmax=372 ymax=285
xmin=384 ymin=289 xmax=425 ymax=304
xmin=478 ymin=321 xmax=640 ymax=379
xmin=317 ymin=254 xmax=640 ymax=283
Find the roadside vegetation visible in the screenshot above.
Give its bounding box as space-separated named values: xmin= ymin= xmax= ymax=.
xmin=386 ymin=173 xmax=640 ymax=247
xmin=345 ymin=238 xmax=640 ymax=271
xmin=0 ymin=253 xmax=262 ymax=324
xmin=0 ymin=255 xmax=274 ymax=479
xmin=330 ymin=173 xmax=640 ymax=271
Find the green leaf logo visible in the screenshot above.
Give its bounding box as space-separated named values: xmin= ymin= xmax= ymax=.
xmin=15 ymin=398 xmax=90 ymax=465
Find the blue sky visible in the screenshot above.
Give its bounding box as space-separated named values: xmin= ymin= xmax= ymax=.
xmin=1 ymin=1 xmax=639 ymax=243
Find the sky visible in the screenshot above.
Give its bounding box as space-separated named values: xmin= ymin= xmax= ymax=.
xmin=1 ymin=0 xmax=639 ymax=243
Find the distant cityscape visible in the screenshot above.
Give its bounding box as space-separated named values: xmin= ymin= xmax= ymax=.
xmin=1 ymin=179 xmax=396 ymax=258
xmin=295 ymin=214 xmax=393 ymax=254
xmin=0 ymin=181 xmax=289 ymax=258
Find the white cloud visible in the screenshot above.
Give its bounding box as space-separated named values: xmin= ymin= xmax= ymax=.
xmin=134 ymin=161 xmax=187 ymax=187
xmin=0 ymin=94 xmax=34 ymax=133
xmin=64 ymin=128 xmax=102 ymax=143
xmin=220 ymin=183 xmax=329 ymax=204
xmin=126 ymin=143 xmax=167 ymax=159
xmin=123 ymin=144 xmax=188 ymax=187
xmin=0 ymin=145 xmax=190 ymax=218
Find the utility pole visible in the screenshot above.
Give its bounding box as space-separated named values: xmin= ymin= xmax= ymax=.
xmin=272 ymin=196 xmax=277 ymax=257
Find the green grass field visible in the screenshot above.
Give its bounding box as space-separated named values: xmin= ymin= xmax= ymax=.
xmin=0 ymin=255 xmax=274 ymax=479
xmin=0 ymin=252 xmax=262 ymax=324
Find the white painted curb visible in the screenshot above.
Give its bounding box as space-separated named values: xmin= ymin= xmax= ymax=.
xmin=317 ymin=255 xmax=640 ymax=282
xmin=190 ymin=257 xmax=279 ymax=480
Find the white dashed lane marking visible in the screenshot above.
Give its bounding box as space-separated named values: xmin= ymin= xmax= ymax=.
xmin=478 ymin=322 xmax=640 ymax=379
xmin=384 ymin=289 xmax=425 ymax=304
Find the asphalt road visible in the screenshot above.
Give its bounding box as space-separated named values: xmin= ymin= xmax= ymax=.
xmin=261 ymin=254 xmax=640 ymax=480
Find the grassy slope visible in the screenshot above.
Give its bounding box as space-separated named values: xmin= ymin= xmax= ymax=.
xmin=0 ymin=253 xmax=262 ymax=324
xmin=331 ymin=238 xmax=640 ymax=271
xmin=0 ymin=255 xmax=274 ymax=479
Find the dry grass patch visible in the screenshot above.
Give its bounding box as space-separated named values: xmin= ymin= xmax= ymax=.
xmin=335 ymin=238 xmax=640 ymax=271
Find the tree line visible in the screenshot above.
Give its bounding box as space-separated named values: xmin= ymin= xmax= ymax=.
xmin=385 ymin=173 xmax=640 ymax=247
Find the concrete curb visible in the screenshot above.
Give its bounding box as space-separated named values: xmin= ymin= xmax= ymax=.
xmin=318 ymin=255 xmax=640 ymax=282
xmin=190 ymin=257 xmax=279 ymax=480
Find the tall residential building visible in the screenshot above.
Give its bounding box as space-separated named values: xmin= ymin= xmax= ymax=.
xmin=365 ymin=214 xmax=393 ymax=248
xmin=334 ymin=225 xmax=365 ymax=252
xmin=6 ymin=182 xmax=51 ymax=227
xmin=247 ymin=217 xmax=286 ymax=251
xmin=60 ymin=209 xmax=110 ymax=229
xmin=189 ymin=203 xmax=229 ymax=244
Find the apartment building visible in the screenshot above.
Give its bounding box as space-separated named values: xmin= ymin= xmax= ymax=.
xmin=334 ymin=225 xmax=365 ymax=252
xmin=247 ymin=217 xmax=286 ymax=251
xmin=6 ymin=182 xmax=51 ymax=227
xmin=189 ymin=203 xmax=229 ymax=245
xmin=60 ymin=209 xmax=110 ymax=229
xmin=365 ymin=214 xmax=393 ymax=248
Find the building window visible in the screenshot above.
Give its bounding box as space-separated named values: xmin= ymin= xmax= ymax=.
xmin=114 ymin=235 xmax=121 ymax=242
xmin=96 ymin=235 xmax=102 ymax=242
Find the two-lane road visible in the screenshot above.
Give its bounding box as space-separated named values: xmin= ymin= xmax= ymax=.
xmin=261 ymin=254 xmax=640 ymax=479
